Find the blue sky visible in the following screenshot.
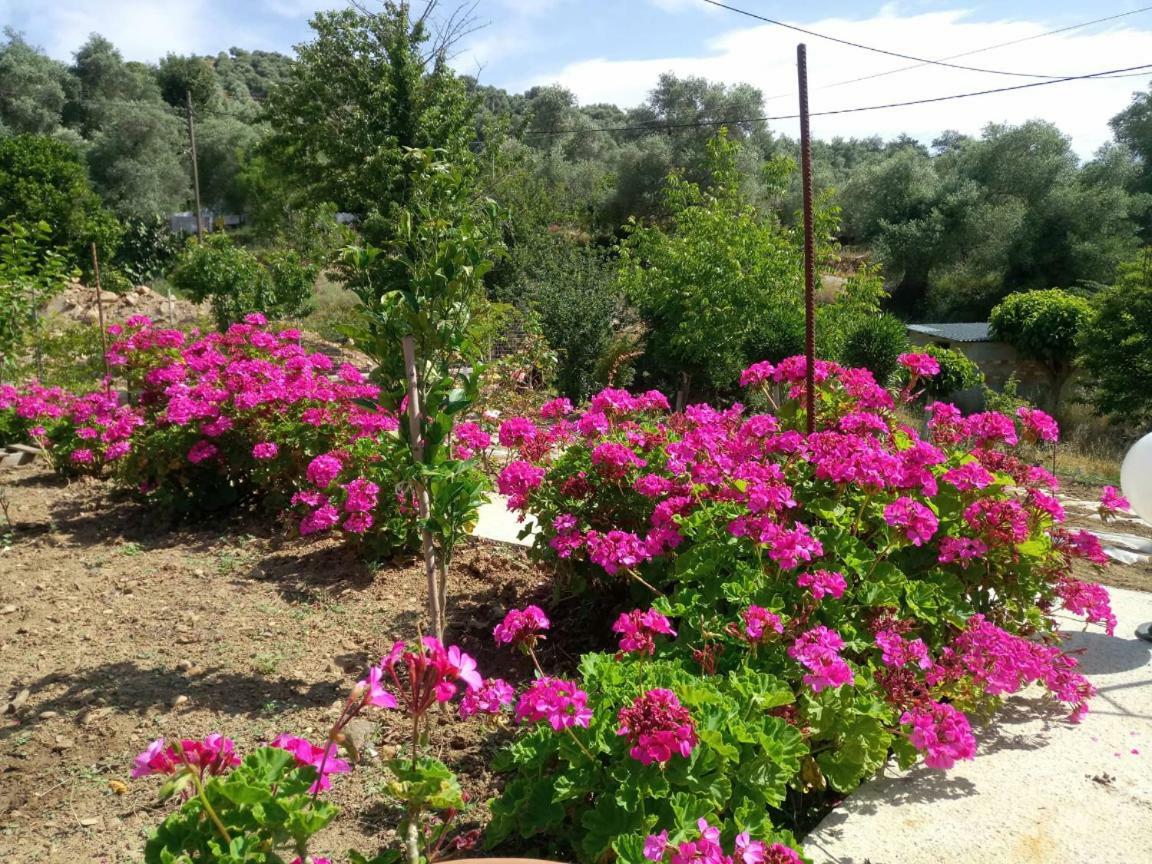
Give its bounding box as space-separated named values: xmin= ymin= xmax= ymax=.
xmin=3 ymin=0 xmax=1151 ymax=155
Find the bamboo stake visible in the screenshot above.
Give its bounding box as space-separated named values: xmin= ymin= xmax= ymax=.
xmin=90 ymin=243 xmax=110 ymax=388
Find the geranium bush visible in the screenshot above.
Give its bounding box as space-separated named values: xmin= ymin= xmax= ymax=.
xmin=1 ymin=315 xmax=420 ymax=556
xmin=485 ymin=354 xmax=1115 ymax=861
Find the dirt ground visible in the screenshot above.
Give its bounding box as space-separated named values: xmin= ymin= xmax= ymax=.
xmin=0 ymin=463 xmax=555 ymax=863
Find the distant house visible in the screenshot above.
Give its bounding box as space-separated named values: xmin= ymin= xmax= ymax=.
xmin=906 ymin=322 xmax=1050 ymax=409
xmin=167 ymin=211 xmax=245 ymax=235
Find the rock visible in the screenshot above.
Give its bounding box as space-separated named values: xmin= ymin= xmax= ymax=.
xmin=98 ymin=291 xmax=119 ymax=304
xmin=0 ymin=451 xmax=31 ymax=468
xmin=38 ymin=711 xmax=58 ymax=719
xmin=8 ymin=443 xmax=43 ymax=455
xmin=122 ymin=295 xmax=137 ymax=307
xmin=52 ymin=735 xmax=74 ymax=751
xmin=1 ymin=605 xmax=16 ymax=614
xmin=176 ymin=659 xmax=194 ymax=672
xmin=170 ymin=694 xmax=188 ymax=709
xmin=342 ymin=718 xmax=376 ymax=759
xmin=3 ymin=688 xmax=30 ymax=714
xmin=78 ymin=817 xmax=100 ymax=827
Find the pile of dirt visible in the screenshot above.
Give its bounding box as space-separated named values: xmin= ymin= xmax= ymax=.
xmin=43 ymin=283 xmax=209 ymax=328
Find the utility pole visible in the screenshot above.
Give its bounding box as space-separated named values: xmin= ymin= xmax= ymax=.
xmin=185 ymin=90 xmax=205 ymax=242
xmin=797 ymin=43 xmax=816 ymax=435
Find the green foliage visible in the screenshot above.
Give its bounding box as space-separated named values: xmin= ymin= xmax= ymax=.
xmin=920 ymin=344 xmax=984 ymax=401
xmin=989 ymin=288 xmax=1090 ymax=412
xmin=143 ymin=747 xmax=336 ymax=864
xmin=86 ymin=100 xmax=190 ymax=217
xmin=1080 ymin=250 xmax=1152 ymax=427
xmin=520 ymin=235 xmax=625 ymax=402
xmin=619 ymin=130 xmax=805 ymax=397
xmin=157 ymin=53 xmax=220 ymax=112
xmin=488 ymin=654 xmax=808 ymax=862
xmin=263 ymin=3 xmax=476 ymax=220
xmin=114 ymin=215 xmax=183 ymax=284
xmin=0 ymin=219 xmax=76 ymax=381
xmin=0 ymin=29 xmax=71 ymax=135
xmin=840 ymin=314 xmax=909 ymax=384
xmin=0 ymin=134 xmax=122 ymax=267
xmin=982 ymin=374 xmax=1031 ymax=417
xmin=169 ymin=235 xmax=317 ymax=329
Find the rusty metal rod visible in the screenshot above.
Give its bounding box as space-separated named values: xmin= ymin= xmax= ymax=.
xmin=797 ymin=44 xmax=817 ymax=434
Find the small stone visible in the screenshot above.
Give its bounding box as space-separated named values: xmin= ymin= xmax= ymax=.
xmin=38 ymin=711 xmax=58 ymax=719
xmin=176 ymin=659 xmax=193 ymax=672
xmin=193 ymin=569 xmax=205 ymax=578
xmin=3 ymin=688 xmax=30 ymax=714
xmin=1 ymin=605 xmax=16 ymax=614
xmin=52 ymin=735 xmax=74 ymax=751
xmin=171 ymin=694 xmax=188 ymax=709
xmin=79 ymin=817 xmax=99 ymax=827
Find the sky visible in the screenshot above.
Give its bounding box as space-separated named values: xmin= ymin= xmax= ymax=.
xmin=3 ymin=0 xmax=1152 ymax=157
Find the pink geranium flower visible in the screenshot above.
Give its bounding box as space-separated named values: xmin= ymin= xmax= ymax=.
xmin=616 ymin=688 xmax=697 ymax=765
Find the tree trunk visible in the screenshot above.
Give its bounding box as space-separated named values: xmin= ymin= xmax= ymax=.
xmin=402 ymin=335 xmax=443 ymax=642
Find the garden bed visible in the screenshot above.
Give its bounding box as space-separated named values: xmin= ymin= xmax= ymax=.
xmin=0 ymin=464 xmax=550 ymax=863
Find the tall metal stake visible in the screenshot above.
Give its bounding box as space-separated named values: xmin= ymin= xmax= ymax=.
xmin=90 ymin=243 xmax=111 ymax=387
xmin=797 ymin=43 xmax=816 ymax=435
xmin=185 ymin=90 xmax=205 ymax=242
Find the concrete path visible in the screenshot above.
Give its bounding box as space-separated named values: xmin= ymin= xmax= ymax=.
xmin=472 ymin=493 xmax=538 ymax=547
xmin=806 ymin=586 xmax=1152 ymax=864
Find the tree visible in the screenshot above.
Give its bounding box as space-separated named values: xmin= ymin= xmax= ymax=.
xmin=0 ymin=134 xmax=121 ymax=266
xmin=86 ymin=100 xmax=190 ymax=217
xmin=619 ymin=130 xmax=805 ymax=399
xmin=989 ymin=288 xmax=1091 ymax=416
xmin=157 ymin=54 xmax=220 ymax=112
xmin=263 ymin=2 xmax=477 ymax=219
xmin=0 ymin=29 xmax=70 ymax=135
xmin=1079 ymin=250 xmax=1152 ymax=429
xmin=1110 ymin=83 xmax=1152 ymax=234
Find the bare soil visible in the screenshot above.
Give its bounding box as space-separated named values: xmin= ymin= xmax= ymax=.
xmin=0 ymin=463 xmax=553 ymax=863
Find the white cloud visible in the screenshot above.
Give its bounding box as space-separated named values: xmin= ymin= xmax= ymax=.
xmin=518 ymin=6 xmax=1152 ymax=157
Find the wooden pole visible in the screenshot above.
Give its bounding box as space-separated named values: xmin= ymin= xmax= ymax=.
xmin=90 ymin=243 xmax=111 ymax=387
xmin=797 ymin=43 xmax=817 ymax=435
xmin=402 ymin=334 xmax=443 ymax=641
xmin=185 ymin=90 xmax=205 ymax=242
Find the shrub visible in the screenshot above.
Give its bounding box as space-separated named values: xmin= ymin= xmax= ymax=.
xmin=489 ymin=356 xmax=1112 ymax=861
xmin=1 ymin=316 xmax=418 ymax=556
xmin=114 ymin=215 xmax=182 ymax=285
xmin=169 ymin=235 xmax=317 ymax=330
xmin=989 ymin=288 xmax=1090 ymax=415
xmin=840 ymin=314 xmax=909 ymax=384
xmin=0 ymin=218 xmax=75 ymax=382
xmin=1079 ymin=250 xmax=1152 ymax=429
xmin=919 ymin=344 xmax=984 ymax=401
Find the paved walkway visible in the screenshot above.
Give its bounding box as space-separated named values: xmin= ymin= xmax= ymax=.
xmin=472 ymin=493 xmax=538 ymax=547
xmin=806 ymin=586 xmax=1152 ymax=864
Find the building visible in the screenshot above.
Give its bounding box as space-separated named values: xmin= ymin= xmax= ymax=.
xmin=906 ymin=322 xmax=1050 ymax=409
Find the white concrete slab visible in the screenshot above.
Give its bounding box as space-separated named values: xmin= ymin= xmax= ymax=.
xmin=471 ymin=493 xmax=539 ymax=547
xmin=806 ymin=586 xmax=1152 ymax=864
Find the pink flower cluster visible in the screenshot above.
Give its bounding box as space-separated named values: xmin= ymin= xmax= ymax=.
xmin=612 ymin=608 xmax=677 ymax=655
xmin=928 ymin=615 xmax=1096 ymax=721
xmin=497 ymin=460 xmax=546 ymax=510
xmin=797 ymin=569 xmax=846 ymax=600
xmin=643 ymin=819 xmax=802 ymax=864
xmin=898 ymin=352 xmax=941 ymax=378
xmin=453 ymin=422 xmax=492 ymax=460
xmin=459 ymin=678 xmax=516 ymax=718
xmin=514 ymin=677 xmax=593 ymax=730
xmin=900 ymin=702 xmax=977 ymax=770
xmin=883 ymin=497 xmax=938 ymax=546
xmin=1054 ymin=576 xmax=1117 ymax=636
xmin=131 ymin=734 xmax=240 ymax=779
xmin=271 ymin=734 xmax=351 ymax=793
xmin=741 ymin=605 xmax=784 ymax=642
xmin=616 ymin=688 xmax=697 ymax=765
xmin=787 ymin=626 xmax=854 ymax=692
xmin=493 ymin=605 xmax=551 ymax=648
xmin=875 ymin=628 xmax=932 ymax=670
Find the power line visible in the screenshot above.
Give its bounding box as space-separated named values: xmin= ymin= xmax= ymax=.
xmin=700 ymin=0 xmax=1146 ymax=81
xmin=522 ymin=61 xmax=1152 ymax=138
xmin=804 ymin=4 xmax=1152 ymax=94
